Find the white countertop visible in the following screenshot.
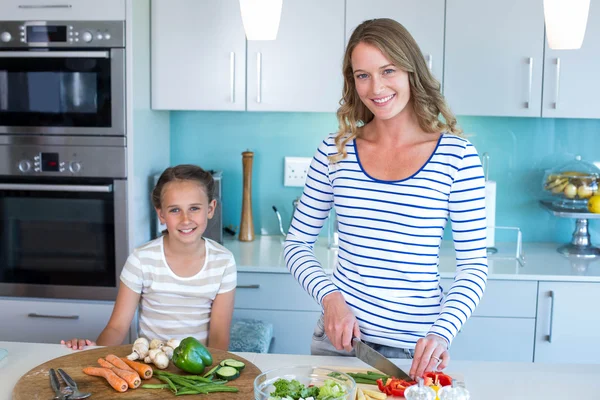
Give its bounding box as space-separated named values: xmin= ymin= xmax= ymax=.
xmin=225 ymin=235 xmax=600 ymax=282
xmin=1 ymin=341 xmax=599 ymax=400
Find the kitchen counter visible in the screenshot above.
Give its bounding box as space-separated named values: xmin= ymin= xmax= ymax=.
xmin=1 ymin=340 xmax=599 ymax=400
xmin=225 ymin=235 xmax=600 ymax=282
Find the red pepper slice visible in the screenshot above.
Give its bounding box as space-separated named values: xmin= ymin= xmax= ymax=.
xmin=423 ymin=372 xmax=453 ymax=387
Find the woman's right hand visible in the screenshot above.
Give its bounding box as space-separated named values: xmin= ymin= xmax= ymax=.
xmin=60 ymin=338 xmax=96 ymax=350
xmin=322 ymin=292 xmax=360 ymax=352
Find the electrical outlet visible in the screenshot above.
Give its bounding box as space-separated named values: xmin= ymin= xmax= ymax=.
xmin=284 ymin=157 xmax=312 ymax=187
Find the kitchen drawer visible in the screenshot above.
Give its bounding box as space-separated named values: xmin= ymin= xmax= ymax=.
xmin=233 ymin=309 xmax=321 ymax=354
xmin=1 ymin=0 xmax=125 ymax=20
xmin=0 ymin=297 xmax=117 ymax=344
xmin=450 ymin=316 xmax=535 ymax=362
xmin=440 ymin=279 xmax=537 ymax=318
xmin=235 ymin=272 xmax=321 ymax=312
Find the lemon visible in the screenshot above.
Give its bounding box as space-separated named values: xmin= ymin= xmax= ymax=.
xmin=589 ymin=195 xmax=600 ymax=214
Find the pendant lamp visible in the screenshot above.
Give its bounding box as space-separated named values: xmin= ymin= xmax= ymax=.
xmin=239 ymin=0 xmax=283 ymax=41
xmin=544 ymin=0 xmax=591 ymax=49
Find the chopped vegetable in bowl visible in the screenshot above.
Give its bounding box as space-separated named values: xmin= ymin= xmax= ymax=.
xmin=254 ymin=366 xmax=356 ymax=400
xmin=268 ymin=378 xmax=347 ymax=400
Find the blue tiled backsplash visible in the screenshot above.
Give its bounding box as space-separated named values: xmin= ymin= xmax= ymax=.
xmin=171 ymin=111 xmax=600 ymax=244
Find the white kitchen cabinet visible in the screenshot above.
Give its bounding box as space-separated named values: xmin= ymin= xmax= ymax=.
xmin=444 ymin=0 xmax=545 ymax=117
xmin=345 ymin=0 xmax=445 ymax=86
xmin=542 ymin=1 xmax=600 ymax=118
xmin=233 ymin=309 xmax=321 ymax=355
xmin=235 ymin=272 xmax=321 ymax=354
xmin=0 ymin=297 xmax=117 ymax=344
xmin=246 ymin=0 xmax=345 ymax=112
xmin=451 ymin=317 xmax=535 ymax=362
xmin=1 ymin=0 xmax=125 ymax=20
xmin=534 ymin=282 xmax=600 ymax=364
xmin=151 ymin=0 xmax=246 ymax=111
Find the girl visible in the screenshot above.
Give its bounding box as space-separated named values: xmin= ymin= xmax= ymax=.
xmin=62 ymin=164 xmax=236 ymax=350
xmin=284 ymin=18 xmax=487 ymax=379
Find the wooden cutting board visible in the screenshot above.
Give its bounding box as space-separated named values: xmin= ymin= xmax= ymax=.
xmin=12 ymin=344 xmax=260 ymax=400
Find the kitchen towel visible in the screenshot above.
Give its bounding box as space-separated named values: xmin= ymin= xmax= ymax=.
xmin=486 ymin=180 xmax=497 ymax=248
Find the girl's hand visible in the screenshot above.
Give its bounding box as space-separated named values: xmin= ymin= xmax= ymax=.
xmin=322 ymin=292 xmax=361 ymax=352
xmin=61 ymin=338 xmax=96 ymax=350
xmin=409 ymin=334 xmax=450 ymax=379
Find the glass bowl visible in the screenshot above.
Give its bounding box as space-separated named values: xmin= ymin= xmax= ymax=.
xmin=254 ymin=365 xmax=356 ymax=400
xmin=542 ymin=155 xmax=599 ymax=209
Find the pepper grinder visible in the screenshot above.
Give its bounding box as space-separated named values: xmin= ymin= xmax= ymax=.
xmin=239 ymin=150 xmax=255 ymax=242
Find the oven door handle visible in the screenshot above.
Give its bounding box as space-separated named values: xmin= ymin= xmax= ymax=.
xmin=0 ymin=183 xmax=113 ymax=193
xmin=0 ymin=51 xmax=109 ymax=59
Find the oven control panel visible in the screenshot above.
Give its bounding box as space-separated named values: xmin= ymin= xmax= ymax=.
xmin=18 ymin=153 xmax=82 ymax=174
xmin=0 ymin=20 xmax=124 ymax=48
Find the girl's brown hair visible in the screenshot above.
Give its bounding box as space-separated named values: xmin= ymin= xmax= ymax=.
xmin=332 ymin=18 xmax=461 ymax=161
xmin=151 ymin=164 xmax=215 ymax=209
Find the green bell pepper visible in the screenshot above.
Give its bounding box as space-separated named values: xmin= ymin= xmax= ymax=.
xmin=172 ymin=337 xmax=213 ymax=374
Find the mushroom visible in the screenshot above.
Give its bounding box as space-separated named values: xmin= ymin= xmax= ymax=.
xmin=126 ymin=337 xmax=149 ymax=361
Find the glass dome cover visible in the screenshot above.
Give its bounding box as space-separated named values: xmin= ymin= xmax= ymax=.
xmin=543 ymin=155 xmax=600 ymax=209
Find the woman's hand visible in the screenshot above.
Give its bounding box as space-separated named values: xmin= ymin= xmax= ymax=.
xmin=322 ymin=292 xmax=360 ymax=352
xmin=60 ymin=338 xmax=96 ymax=350
xmin=409 ymin=334 xmax=450 ymax=378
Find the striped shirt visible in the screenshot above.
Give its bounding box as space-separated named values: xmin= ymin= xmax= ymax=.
xmin=120 ymin=236 xmax=237 ymax=344
xmin=284 ymin=133 xmax=488 ymax=348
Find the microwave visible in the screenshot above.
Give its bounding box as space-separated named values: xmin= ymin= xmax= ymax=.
xmin=153 ymin=170 xmax=223 ymax=244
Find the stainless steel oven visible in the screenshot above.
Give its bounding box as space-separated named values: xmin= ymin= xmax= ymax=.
xmin=0 ymin=20 xmax=125 ymax=136
xmin=0 ymin=135 xmax=127 ymax=300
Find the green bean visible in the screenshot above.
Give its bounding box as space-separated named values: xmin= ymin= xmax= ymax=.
xmin=156 ymin=375 xmax=178 ymax=393
xmin=203 ymin=364 xmax=221 ymax=378
xmin=141 ymin=383 xmax=170 ymax=389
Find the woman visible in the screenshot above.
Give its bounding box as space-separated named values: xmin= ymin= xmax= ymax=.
xmin=284 ymin=18 xmax=487 ymax=379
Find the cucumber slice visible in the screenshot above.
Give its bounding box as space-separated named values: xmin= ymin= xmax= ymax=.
xmin=219 ymin=358 xmax=246 ymax=370
xmin=215 ymin=366 xmax=240 ymax=381
xmin=222 ymin=359 xmax=246 ymax=371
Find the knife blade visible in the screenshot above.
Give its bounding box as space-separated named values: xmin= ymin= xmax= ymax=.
xmin=352 ymin=338 xmax=412 ymax=381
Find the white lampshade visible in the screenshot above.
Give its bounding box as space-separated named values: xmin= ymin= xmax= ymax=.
xmin=239 ymin=0 xmax=283 ymax=41
xmin=544 ymin=0 xmax=591 ymax=50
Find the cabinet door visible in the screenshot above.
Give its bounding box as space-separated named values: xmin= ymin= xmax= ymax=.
xmin=246 ymin=0 xmax=345 ymax=112
xmin=151 ymin=0 xmax=246 ymax=111
xmin=0 ymin=297 xmax=116 ymax=344
xmin=345 ymin=0 xmax=445 ymax=86
xmin=450 ymin=317 xmax=535 ymax=362
xmin=542 ymin=1 xmax=600 ymax=118
xmin=1 ymin=0 xmax=125 ymax=20
xmin=234 ymin=309 xmax=321 ymax=354
xmin=535 ymin=282 xmax=600 ymax=363
xmin=444 ymin=0 xmax=545 ymax=117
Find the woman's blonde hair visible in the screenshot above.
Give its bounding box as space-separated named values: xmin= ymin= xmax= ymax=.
xmin=331 ymin=18 xmax=461 ymax=162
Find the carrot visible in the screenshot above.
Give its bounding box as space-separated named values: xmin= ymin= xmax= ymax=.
xmin=105 ymin=354 xmax=136 ymax=372
xmin=121 ymin=357 xmax=154 ymax=379
xmin=82 ymin=367 xmax=128 ymax=392
xmin=98 ymin=358 xmax=141 ymax=389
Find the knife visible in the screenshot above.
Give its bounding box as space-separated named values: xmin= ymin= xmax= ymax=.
xmin=352 ymin=338 xmax=412 ymax=381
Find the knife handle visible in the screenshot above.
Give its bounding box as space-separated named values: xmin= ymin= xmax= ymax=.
xmin=546 ymin=290 xmax=555 ymax=343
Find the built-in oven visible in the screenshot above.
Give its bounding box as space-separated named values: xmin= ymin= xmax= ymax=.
xmin=0 ymin=20 xmax=125 ymax=136
xmin=0 ymin=135 xmax=127 ymax=300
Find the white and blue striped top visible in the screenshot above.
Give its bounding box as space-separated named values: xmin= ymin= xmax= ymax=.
xmin=283 ymin=133 xmax=488 ymax=348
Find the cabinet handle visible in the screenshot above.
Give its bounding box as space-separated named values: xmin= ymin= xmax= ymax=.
xmin=525 ymin=57 xmax=533 ymax=109
xmin=236 ymin=284 xmax=260 ymax=289
xmin=18 ymin=4 xmax=72 ymax=8
xmin=546 ymin=290 xmax=555 ymax=343
xmin=426 ymin=54 xmax=433 ymax=71
xmin=229 ymin=52 xmax=235 ymax=103
xmin=553 ymin=58 xmax=561 ymax=109
xmin=28 ymin=313 xmax=79 ymax=320
xmin=257 ymin=52 xmax=262 ymax=103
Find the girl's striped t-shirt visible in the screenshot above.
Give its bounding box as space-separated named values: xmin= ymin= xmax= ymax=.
xmin=284 ymin=133 xmax=488 ymax=348
xmin=120 ymin=236 xmax=237 ymax=344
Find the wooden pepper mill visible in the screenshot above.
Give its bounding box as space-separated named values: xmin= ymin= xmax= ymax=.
xmin=239 ymin=150 xmax=255 ymax=242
